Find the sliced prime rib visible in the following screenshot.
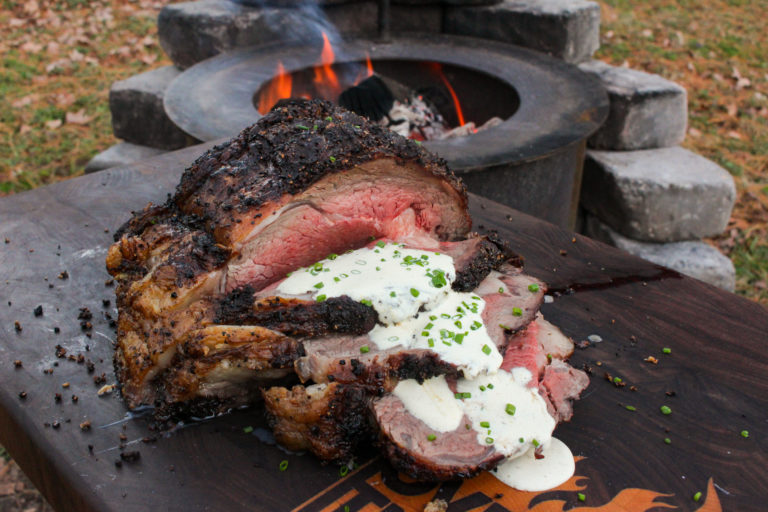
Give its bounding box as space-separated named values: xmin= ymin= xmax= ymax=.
xmin=294 ymin=268 xmax=545 ymax=389
xmin=108 ymin=99 xmax=473 ymax=412
xmin=263 ymin=318 xmax=588 ymax=478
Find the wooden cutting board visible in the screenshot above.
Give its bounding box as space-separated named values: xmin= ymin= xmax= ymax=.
xmin=0 ymin=143 xmax=766 ymax=512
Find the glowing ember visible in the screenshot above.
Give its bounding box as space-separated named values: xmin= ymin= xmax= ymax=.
xmin=313 ymin=32 xmax=341 ymax=99
xmin=430 ymin=63 xmax=467 ymax=127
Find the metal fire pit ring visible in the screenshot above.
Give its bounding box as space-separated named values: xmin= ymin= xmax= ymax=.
xmin=164 ymin=35 xmax=608 ymax=228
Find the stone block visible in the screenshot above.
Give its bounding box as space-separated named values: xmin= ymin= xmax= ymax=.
xmin=158 ymin=0 xmax=378 ymax=69
xmin=444 ymin=0 xmax=600 ymax=63
xmin=110 ymin=66 xmax=194 ymax=150
xmin=84 ymin=143 xmax=166 ymax=174
xmin=585 ymin=215 xmax=736 ymax=292
xmin=390 ymin=5 xmax=443 ymax=33
xmin=579 ymin=60 xmax=687 ymax=150
xmin=581 ymin=147 xmax=736 ymax=242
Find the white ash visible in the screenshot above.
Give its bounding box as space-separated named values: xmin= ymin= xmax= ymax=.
xmin=381 ymin=93 xmax=502 ymax=141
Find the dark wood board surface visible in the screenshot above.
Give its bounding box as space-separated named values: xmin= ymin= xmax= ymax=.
xmin=1 ymin=142 xmax=766 ymax=512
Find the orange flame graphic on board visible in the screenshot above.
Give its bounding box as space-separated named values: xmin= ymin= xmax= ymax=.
xmin=293 ymin=458 xmax=722 ymax=512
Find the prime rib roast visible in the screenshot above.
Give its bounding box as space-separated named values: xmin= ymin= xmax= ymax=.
xmin=107 ymin=99 xmax=588 ymax=480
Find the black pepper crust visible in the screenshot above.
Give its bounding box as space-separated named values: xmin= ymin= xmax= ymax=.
xmin=215 ymin=286 xmax=379 ymax=338
xmin=170 ymin=99 xmax=467 ymax=235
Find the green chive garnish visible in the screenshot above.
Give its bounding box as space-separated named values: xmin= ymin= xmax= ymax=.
xmin=693 ymin=491 xmax=702 ymax=502
xmin=462 ymin=392 xmax=471 ymax=399
xmin=512 ymin=307 xmax=522 ymax=316
xmin=410 ymin=288 xmax=420 ymax=297
xmin=577 ymin=493 xmax=586 ymax=502
xmin=487 ymin=384 xmax=494 ymax=389
xmin=361 ymin=299 xmax=372 ymax=306
xmin=482 ymin=344 xmax=491 ymax=355
xmin=741 ymin=430 xmax=749 ymax=438
xmin=329 ymin=156 xmax=336 ymax=162
xmin=505 ymin=404 xmax=516 ymax=416
xmin=314 ymin=282 xmax=324 ymax=289
xmin=279 ymin=460 xmax=289 ymax=471
xmin=328 ymin=253 xmax=338 ymax=260
xmin=479 ymin=421 xmax=490 ymax=428
xmin=360 ymin=345 xmax=370 ymax=354
xmin=485 ymin=437 xmax=494 ymax=444
xmin=660 ymin=405 xmax=672 ymax=415
xmin=427 ymin=434 xmax=436 ymax=441
xmin=376 ymin=241 xmax=385 ymax=248
xmin=664 ymin=437 xmax=671 ymax=444
xmin=296 ymin=125 xmax=309 ymax=130
xmin=390 ymin=291 xmax=396 ymax=297
xmin=339 ymin=465 xmax=349 ymax=476
xmin=662 ymin=347 xmax=672 ymax=354
xmin=532 ymin=439 xmax=540 ymax=448
xmin=325 ymin=116 xmax=333 ymax=121
xmin=498 ymin=287 xmax=504 ymax=294
xmin=243 ymin=426 xmax=254 ymax=434
xmin=625 ymin=405 xmax=636 ymax=411
xmin=613 ymin=377 xmax=622 ymax=384
xmin=528 ymin=284 xmax=540 ymax=292
xmin=316 ymin=294 xmax=327 ymax=302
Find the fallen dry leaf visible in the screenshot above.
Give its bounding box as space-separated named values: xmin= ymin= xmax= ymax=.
xmin=727 ymin=130 xmax=742 ymax=140
xmin=19 ymin=41 xmax=42 ymax=53
xmin=65 ymin=109 xmax=92 ymax=125
xmin=11 ymin=94 xmax=40 ymax=108
xmin=44 ymin=119 xmax=62 ymax=130
xmin=19 ymin=125 xmax=32 ymax=135
xmin=52 ymin=92 xmax=75 ymax=107
xmin=726 ymin=104 xmax=738 ymax=116
xmin=688 ymin=127 xmax=702 ymax=138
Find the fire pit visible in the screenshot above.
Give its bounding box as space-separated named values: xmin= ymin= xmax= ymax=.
xmin=164 ymin=35 xmax=608 ymax=228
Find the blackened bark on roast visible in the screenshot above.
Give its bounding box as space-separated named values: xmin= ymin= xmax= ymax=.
xmin=449 ymin=234 xmax=518 ymax=292
xmin=215 ymin=287 xmax=378 ymax=337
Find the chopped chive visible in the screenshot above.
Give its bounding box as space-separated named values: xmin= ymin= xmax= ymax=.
xmin=480 ymin=421 xmax=490 ymax=428
xmin=376 ymin=266 xmax=381 ymax=271
xmin=693 ymin=492 xmax=702 ymax=502
xmin=512 ymin=307 xmax=523 ymax=316
xmin=519 ymin=437 xmax=524 ymax=443
xmin=360 ymin=345 xmax=370 ymax=354
xmin=741 ymin=430 xmax=749 ymax=438
xmin=482 ymin=344 xmax=491 ymax=355
xmin=471 ymin=321 xmax=482 ymax=331
xmin=389 ymin=291 xmax=396 ymax=297
xmin=425 ymin=323 xmax=434 ymax=329
xmin=360 ymin=299 xmax=372 ymax=306
xmin=528 ymin=284 xmax=540 ymax=292
xmin=325 ymin=116 xmax=333 ymax=121
xmin=487 ymin=383 xmax=494 ymax=389
xmin=279 ymin=460 xmax=289 ymax=471
xmin=454 ymin=393 xmax=462 ymax=399
xmin=499 ymin=323 xmax=510 ymax=330
xmin=505 ymin=404 xmax=516 ymax=416
xmin=243 ymin=426 xmax=254 ymax=434
xmin=413 ymin=140 xmax=422 ymax=145
xmin=485 ymin=437 xmax=494 ymax=444
xmin=339 ymin=465 xmax=349 ymax=476
xmin=660 ymin=405 xmax=672 ymax=415
xmin=442 ymin=340 xmax=452 ymax=346
xmin=662 ymin=347 xmax=672 ymax=354
xmin=376 ymin=241 xmax=385 ymax=248
xmin=296 ymin=124 xmax=309 ymax=130
xmin=421 ymin=255 xmax=428 ymax=260
xmin=328 ymin=253 xmax=338 ymax=260
xmin=441 ymin=313 xmax=451 ymax=319
xmin=454 ymin=320 xmax=462 ymax=328
xmin=421 ymin=331 xmax=430 ymax=337
xmin=479 ymin=385 xmax=486 ymax=391
xmin=625 ymin=405 xmax=636 ymax=411
xmin=454 ymin=333 xmax=465 ymax=344
xmin=314 ymin=282 xmax=324 ymax=289
xmin=427 ymin=434 xmax=436 ymax=441
xmin=428 ymin=338 xmax=435 ymax=347
xmin=613 ymin=377 xmax=622 ymax=384
xmin=429 ymin=315 xmax=437 ymax=321
xmin=664 ymin=437 xmax=672 ymax=444
xmin=532 ymin=439 xmax=540 ymax=448
xmin=498 ymin=287 xmax=504 ymax=294
xmin=577 ymin=493 xmax=586 ymax=502
xmin=410 ymin=288 xmax=420 ymax=297
xmin=315 ymin=294 xmax=327 ymax=302
xmin=462 ymin=392 xmax=471 ymax=399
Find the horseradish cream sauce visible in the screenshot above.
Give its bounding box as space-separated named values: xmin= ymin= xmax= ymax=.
xmin=492 ymin=437 xmax=575 ymax=491
xmin=278 ymin=243 xmax=574 ymax=492
xmin=277 ymin=242 xmax=502 ymax=377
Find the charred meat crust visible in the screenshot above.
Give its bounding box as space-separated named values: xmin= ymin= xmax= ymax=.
xmin=170 ymin=99 xmax=468 ymax=239
xmin=452 ymin=235 xmax=513 ymax=292
xmin=215 ymin=287 xmax=378 ymax=337
xmin=263 ymin=383 xmax=374 ymax=462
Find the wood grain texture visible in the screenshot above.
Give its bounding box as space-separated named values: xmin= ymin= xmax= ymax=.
xmin=0 ymin=142 xmax=766 ymax=512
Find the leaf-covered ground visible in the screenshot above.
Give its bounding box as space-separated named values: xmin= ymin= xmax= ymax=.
xmin=0 ymin=0 xmax=766 ymax=508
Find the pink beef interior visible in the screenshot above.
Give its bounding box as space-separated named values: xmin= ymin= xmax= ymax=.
xmin=224 ymin=159 xmax=470 ymax=292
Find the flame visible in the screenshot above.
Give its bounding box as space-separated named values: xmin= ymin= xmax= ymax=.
xmin=365 ymin=53 xmax=374 ymax=78
xmin=257 ymin=61 xmax=292 ymax=115
xmin=313 ymin=32 xmax=340 ymax=99
xmin=432 ymin=63 xmax=466 ymax=126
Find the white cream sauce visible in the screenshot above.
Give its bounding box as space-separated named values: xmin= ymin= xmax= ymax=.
xmin=393 ymin=376 xmax=463 ymax=432
xmin=277 ymin=243 xmax=501 ymax=377
xmin=278 ymin=244 xmax=575 ymax=492
xmin=492 ymin=437 xmax=575 ymax=492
